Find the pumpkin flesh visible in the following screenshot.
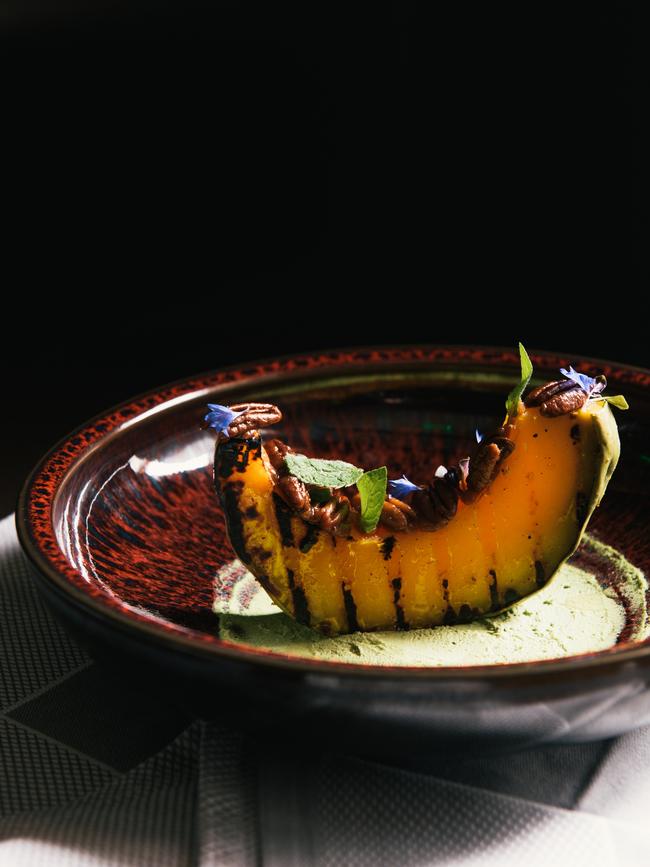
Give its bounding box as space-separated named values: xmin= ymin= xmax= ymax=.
xmin=215 ymin=400 xmax=619 ymax=635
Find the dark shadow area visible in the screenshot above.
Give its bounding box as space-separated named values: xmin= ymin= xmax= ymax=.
xmin=2 ymin=4 xmax=643 ymax=515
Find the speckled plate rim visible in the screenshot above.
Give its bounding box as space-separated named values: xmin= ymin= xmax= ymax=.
xmin=16 ymin=343 xmax=650 ymax=680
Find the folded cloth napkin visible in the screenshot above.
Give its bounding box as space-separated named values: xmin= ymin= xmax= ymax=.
xmin=1 ymin=512 xmax=649 ymax=867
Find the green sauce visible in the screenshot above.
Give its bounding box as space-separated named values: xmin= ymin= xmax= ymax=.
xmin=214 ymin=534 xmax=647 ymax=667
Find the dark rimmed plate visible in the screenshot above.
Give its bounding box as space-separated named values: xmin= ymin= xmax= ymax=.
xmin=16 ymin=345 xmax=650 ymax=755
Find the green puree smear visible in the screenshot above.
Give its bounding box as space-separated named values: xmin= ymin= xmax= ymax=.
xmin=214 ymin=534 xmax=648 ymax=667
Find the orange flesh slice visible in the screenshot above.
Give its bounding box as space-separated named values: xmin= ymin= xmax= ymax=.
xmin=215 ymin=400 xmax=619 ymax=634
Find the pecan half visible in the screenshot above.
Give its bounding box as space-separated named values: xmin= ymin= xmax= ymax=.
xmin=277 ymin=474 xmax=311 ymax=512
xmin=311 ymin=494 xmax=351 ymax=534
xmin=348 ymin=493 xmax=414 ymax=532
xmin=525 ymin=379 xmax=576 ymax=407
xmin=524 ymin=381 xmax=587 ymax=417
xmin=275 ymin=466 xmax=351 ymax=535
xmin=226 ymin=403 xmax=282 ymax=437
xmin=297 ymin=492 xmax=351 ymax=535
xmin=411 ymin=476 xmax=459 ymax=530
xmin=464 ymin=435 xmax=515 ymax=500
xmin=388 ymin=496 xmax=417 ymax=521
xmin=379 ymin=497 xmax=416 ymax=532
xmin=265 ymin=437 xmax=292 ymax=472
xmin=467 ymin=442 xmax=501 ymax=494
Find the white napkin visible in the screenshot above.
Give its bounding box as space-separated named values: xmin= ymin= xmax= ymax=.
xmin=1 ymin=513 xmax=648 ymax=867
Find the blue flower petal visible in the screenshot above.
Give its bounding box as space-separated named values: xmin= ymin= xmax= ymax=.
xmin=388 ymin=474 xmax=423 ymax=499
xmin=475 ymin=428 xmax=483 ymax=443
xmin=204 ymin=403 xmax=246 ymax=437
xmin=560 ymin=366 xmax=597 ymax=395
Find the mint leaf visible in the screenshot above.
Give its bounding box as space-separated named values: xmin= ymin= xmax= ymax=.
xmin=505 ymin=342 xmax=533 ymax=418
xmin=284 ymin=453 xmax=364 ymax=488
xmin=601 ymin=394 xmax=629 ymax=410
xmin=357 ymin=466 xmax=388 ymax=534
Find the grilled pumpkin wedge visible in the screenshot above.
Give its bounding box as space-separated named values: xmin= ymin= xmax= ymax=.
xmin=213 ymin=396 xmax=620 ymax=635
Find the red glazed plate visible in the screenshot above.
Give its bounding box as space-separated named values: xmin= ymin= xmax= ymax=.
xmin=16 ymin=346 xmax=650 ymax=754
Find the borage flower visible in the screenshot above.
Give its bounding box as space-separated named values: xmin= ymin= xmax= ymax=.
xmin=560 ymin=366 xmax=606 ymax=399
xmin=388 ymin=474 xmax=423 ymax=499
xmin=204 ymin=403 xmax=246 ymax=437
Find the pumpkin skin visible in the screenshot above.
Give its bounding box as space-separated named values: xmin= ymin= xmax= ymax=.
xmin=214 ymin=400 xmax=620 ymax=635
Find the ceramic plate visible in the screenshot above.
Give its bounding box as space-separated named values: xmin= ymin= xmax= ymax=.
xmin=17 ymin=346 xmax=650 ymax=755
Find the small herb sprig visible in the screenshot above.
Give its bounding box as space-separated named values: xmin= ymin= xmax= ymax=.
xmin=357 ymin=467 xmax=388 ymax=533
xmin=283 ymin=453 xmax=363 ymax=488
xmin=505 ymin=342 xmax=533 ymax=418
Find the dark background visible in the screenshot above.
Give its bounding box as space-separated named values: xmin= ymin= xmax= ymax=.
xmin=1 ymin=4 xmax=644 ymax=518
